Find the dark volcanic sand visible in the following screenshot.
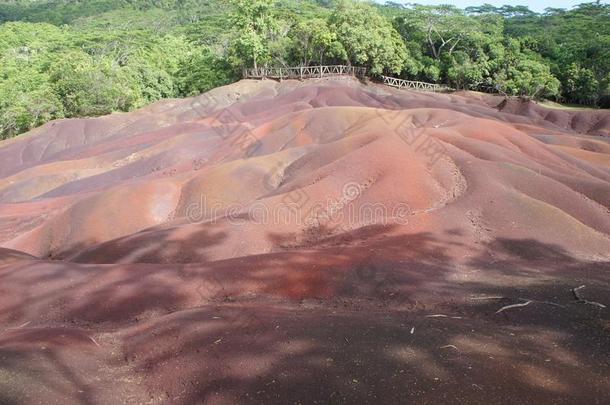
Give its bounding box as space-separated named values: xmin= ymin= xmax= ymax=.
xmin=0 ymin=78 xmax=608 ymax=404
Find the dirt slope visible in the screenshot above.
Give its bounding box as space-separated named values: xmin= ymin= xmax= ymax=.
xmin=0 ymin=78 xmax=608 ymax=404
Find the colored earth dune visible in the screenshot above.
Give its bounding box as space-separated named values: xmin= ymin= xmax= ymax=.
xmin=0 ymin=78 xmax=609 ymax=404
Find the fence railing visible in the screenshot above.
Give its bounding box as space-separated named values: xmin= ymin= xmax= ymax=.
xmin=243 ymin=65 xmax=367 ymax=80
xmin=380 ymin=75 xmax=444 ymax=92
xmin=242 ymin=65 xmax=446 ymax=93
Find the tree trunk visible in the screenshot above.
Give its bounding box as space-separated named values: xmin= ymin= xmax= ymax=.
xmin=427 ymin=27 xmax=439 ymax=58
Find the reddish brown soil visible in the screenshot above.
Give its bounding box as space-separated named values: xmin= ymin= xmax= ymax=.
xmin=0 ymin=78 xmax=608 ymax=404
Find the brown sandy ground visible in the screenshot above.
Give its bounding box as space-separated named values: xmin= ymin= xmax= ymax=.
xmin=0 ymin=78 xmax=609 ymax=404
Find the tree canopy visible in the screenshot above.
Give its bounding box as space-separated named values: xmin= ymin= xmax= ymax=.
xmin=1 ymin=0 xmax=608 ymax=139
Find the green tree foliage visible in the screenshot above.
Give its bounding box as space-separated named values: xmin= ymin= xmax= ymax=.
xmin=0 ymin=0 xmax=608 ymax=140
xmin=0 ymin=22 xmax=67 ymax=138
xmin=176 ymin=47 xmax=234 ymax=96
xmin=500 ymin=1 xmax=610 ymax=103
xmin=49 ymin=50 xmax=141 ymax=116
xmin=288 ymin=18 xmax=343 ymax=66
xmin=228 ymin=0 xmax=278 ymax=70
xmin=562 ymin=64 xmax=600 ymax=105
xmin=393 ymin=5 xmax=506 ymax=88
xmin=0 ymin=4 xmax=234 ymax=139
xmin=0 ymin=69 xmax=64 ymax=139
xmin=327 ymin=0 xmax=407 ymax=75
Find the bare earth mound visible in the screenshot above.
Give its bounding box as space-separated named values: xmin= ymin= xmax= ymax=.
xmin=0 ymin=78 xmax=608 ymax=404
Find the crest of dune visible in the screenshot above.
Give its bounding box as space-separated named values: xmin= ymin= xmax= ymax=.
xmin=1 ymin=78 xmax=608 ymax=263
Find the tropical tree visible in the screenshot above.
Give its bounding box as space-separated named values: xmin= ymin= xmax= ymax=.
xmin=49 ymin=50 xmax=142 ymax=116
xmin=176 ymin=47 xmax=235 ymax=96
xmin=0 ymin=69 xmax=64 ymax=139
xmin=228 ymin=0 xmax=278 ymax=70
xmin=494 ymin=39 xmax=560 ymax=99
xmin=289 ymin=17 xmax=344 ymax=66
xmin=395 ymin=5 xmax=475 ymax=60
xmin=328 ymin=0 xmax=407 ymax=75
xmin=562 ymin=64 xmax=600 ymax=104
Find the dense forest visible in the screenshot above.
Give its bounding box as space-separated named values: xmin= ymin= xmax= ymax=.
xmin=1 ymin=0 xmax=609 ymax=139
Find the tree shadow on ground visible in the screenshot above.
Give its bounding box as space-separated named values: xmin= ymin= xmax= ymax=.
xmin=116 ymin=231 xmax=610 ymax=404
xmin=0 ymin=228 xmax=608 ymax=404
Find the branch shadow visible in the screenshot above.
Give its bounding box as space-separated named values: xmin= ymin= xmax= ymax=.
xmin=1 ymin=228 xmax=608 ymax=404
xmin=114 ymin=232 xmax=609 ymax=404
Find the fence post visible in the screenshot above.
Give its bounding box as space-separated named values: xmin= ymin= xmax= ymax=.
xmin=300 ymin=67 xmax=303 ymax=80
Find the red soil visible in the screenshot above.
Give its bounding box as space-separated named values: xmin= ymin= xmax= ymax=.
xmin=0 ymin=78 xmax=608 ymax=404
